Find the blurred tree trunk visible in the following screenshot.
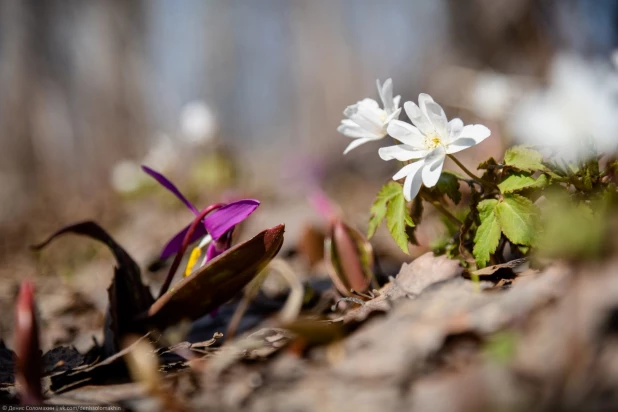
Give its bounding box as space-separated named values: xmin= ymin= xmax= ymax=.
xmin=0 ymin=0 xmax=148 ymax=253
xmin=0 ymin=0 xmax=149 ymax=252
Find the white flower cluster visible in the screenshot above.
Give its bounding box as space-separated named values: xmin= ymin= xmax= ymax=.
xmin=339 ymin=79 xmax=491 ymax=201
xmin=510 ymin=54 xmax=618 ymax=162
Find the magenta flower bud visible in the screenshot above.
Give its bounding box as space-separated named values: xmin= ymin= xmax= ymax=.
xmin=14 ymin=280 xmax=43 ymax=405
xmin=325 ymin=219 xmax=375 ymax=297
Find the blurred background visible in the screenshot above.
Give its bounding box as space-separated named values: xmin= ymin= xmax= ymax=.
xmin=0 ymin=0 xmax=617 ymax=262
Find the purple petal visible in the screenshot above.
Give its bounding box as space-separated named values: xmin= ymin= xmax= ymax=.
xmin=160 ymin=222 xmax=208 ymax=259
xmin=205 ymin=242 xmax=221 ymax=262
xmin=203 ymin=199 xmax=260 ymax=240
xmin=204 ymin=231 xmax=233 ymax=262
xmin=141 ymin=165 xmax=199 ymax=215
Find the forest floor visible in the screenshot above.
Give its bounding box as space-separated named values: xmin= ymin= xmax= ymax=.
xmin=1 ymin=184 xmax=618 ymax=412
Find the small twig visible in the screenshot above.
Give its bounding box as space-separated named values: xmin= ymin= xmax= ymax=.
xmin=351 ymin=289 xmax=375 ymax=300
xmin=226 ymin=259 xmax=303 ymax=339
xmin=332 ymin=297 xmax=366 ymax=311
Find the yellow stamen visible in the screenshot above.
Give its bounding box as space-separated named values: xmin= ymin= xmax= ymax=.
xmin=184 ymin=247 xmax=202 ymax=277
xmin=424 ymin=131 xmax=443 ymax=149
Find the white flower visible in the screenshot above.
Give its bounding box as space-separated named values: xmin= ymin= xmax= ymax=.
xmin=380 ymin=94 xmax=491 ymax=201
xmin=509 ymin=54 xmax=618 ymax=162
xmin=180 ymin=101 xmax=218 ymax=144
xmin=110 ymin=160 xmax=147 ymax=194
xmin=338 ymin=79 xmax=402 ymax=154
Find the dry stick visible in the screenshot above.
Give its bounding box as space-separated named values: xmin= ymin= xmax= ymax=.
xmin=447 ymin=154 xmax=496 ymax=188
xmin=157 ymin=203 xmax=224 ymax=299
xmin=226 ymin=259 xmax=303 ymax=339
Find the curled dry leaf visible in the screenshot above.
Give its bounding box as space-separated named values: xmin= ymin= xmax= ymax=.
xmin=32 ymin=221 xmax=155 ymax=357
xmin=146 ymin=224 xmax=285 ymax=331
xmin=468 ymin=257 xmax=530 ymax=278
xmin=340 ymin=252 xmax=463 ymax=323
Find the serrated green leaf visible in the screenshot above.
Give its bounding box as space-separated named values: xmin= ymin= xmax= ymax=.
xmin=473 ymin=199 xmax=500 ymax=267
xmin=386 ymin=189 xmax=413 ymax=254
xmin=432 ymin=171 xmax=462 ymax=204
xmin=504 ymin=146 xmax=545 ymax=172
xmin=498 ymin=173 xmax=548 ymax=193
xmin=367 ymin=181 xmax=402 ymax=239
xmin=495 ymin=194 xmax=538 ymax=246
xmin=406 ymin=196 xmax=423 ymax=245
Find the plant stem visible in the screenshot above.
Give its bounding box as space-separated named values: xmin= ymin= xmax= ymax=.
xmin=448 ymin=154 xmax=494 ymax=187
xmin=157 ymin=203 xmax=224 ymax=299
xmin=420 ymin=192 xmax=463 ymax=226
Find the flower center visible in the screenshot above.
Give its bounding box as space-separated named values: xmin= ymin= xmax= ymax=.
xmin=424 ymin=131 xmax=444 ymax=149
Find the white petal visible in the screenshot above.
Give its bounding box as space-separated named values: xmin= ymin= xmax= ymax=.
xmin=419 ymin=93 xmax=448 ymax=139
xmin=393 ymin=95 xmax=401 ymax=110
xmin=377 ymin=78 xmax=395 ymax=114
xmin=386 ymin=119 xmax=425 ymax=147
xmin=197 ymin=234 xmax=213 ymax=249
xmin=350 ymin=107 xmax=387 ymax=136
xmin=337 ymin=120 xmax=375 ymax=138
xmin=447 ymin=118 xmax=463 ymax=142
xmin=343 ymin=137 xmax=375 ymax=155
xmin=404 ymin=101 xmax=433 ymax=135
xmin=418 ymin=93 xmax=435 ymax=113
xmin=403 ymin=164 xmax=424 ymax=201
xmin=379 ymin=144 xmax=429 ymax=161
xmin=421 ymin=147 xmax=446 ymax=187
xmin=384 ymin=107 xmax=402 ymax=124
xmin=392 ymin=159 xmax=425 ymax=181
xmin=447 ymin=124 xmax=491 ymax=154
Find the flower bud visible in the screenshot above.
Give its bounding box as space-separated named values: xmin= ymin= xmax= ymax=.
xmin=14 ymin=280 xmax=43 ymax=405
xmin=325 ymin=219 xmax=374 ymax=296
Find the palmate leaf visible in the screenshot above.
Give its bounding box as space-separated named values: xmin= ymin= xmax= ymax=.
xmin=495 ymin=194 xmax=538 ymax=246
xmin=386 ymin=189 xmax=414 ymax=254
xmin=498 ymin=173 xmax=548 ymax=193
xmin=367 ymin=181 xmax=400 ymax=238
xmin=504 ymin=146 xmax=545 ymax=172
xmin=473 ymin=199 xmax=500 ymax=267
xmin=368 ymin=181 xmax=413 ymax=254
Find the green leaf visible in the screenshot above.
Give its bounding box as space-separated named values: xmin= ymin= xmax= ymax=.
xmin=504 ymin=146 xmax=545 ymax=172
xmin=386 ymin=189 xmax=413 ymax=254
xmin=498 ymin=173 xmax=548 ymax=193
xmin=432 ymin=171 xmax=462 ymax=204
xmin=495 ymin=194 xmax=538 ymax=246
xmin=473 ymin=199 xmax=500 ymax=267
xmin=367 ymin=181 xmax=402 ymax=239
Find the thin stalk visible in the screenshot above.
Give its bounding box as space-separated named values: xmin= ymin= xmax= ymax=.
xmin=420 ymin=192 xmax=463 ymax=226
xmin=157 ymin=203 xmax=224 ymax=299
xmin=448 ymin=154 xmax=494 ymax=187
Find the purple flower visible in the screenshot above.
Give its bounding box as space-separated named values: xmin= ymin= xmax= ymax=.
xmin=142 ymin=166 xmax=259 ymax=263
